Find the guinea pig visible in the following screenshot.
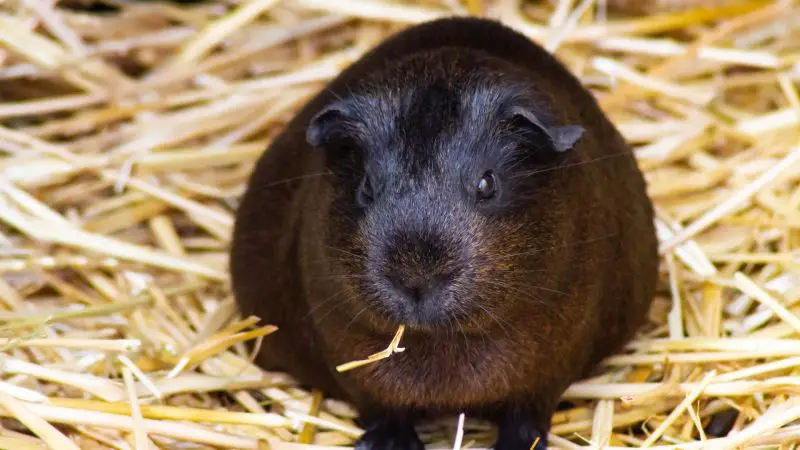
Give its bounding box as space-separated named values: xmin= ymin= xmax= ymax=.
xmin=231 ymin=16 xmax=659 ymax=450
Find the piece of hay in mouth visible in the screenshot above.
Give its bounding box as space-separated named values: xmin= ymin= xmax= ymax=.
xmin=335 ymin=325 xmax=406 ymax=373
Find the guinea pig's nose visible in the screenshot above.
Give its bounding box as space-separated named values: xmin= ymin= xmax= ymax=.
xmin=386 ymin=272 xmax=453 ymax=305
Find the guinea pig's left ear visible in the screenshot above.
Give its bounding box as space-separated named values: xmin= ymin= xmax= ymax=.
xmin=306 ymin=100 xmax=360 ymax=149
xmin=509 ymin=106 xmax=585 ymax=153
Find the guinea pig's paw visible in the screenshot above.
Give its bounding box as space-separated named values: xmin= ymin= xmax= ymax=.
xmin=493 ymin=420 xmax=547 ymax=450
xmin=354 ymin=420 xmax=425 ymax=450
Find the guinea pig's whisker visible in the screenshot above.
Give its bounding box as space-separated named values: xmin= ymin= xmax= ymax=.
xmin=496 ymin=232 xmax=620 ymax=260
xmin=502 ymin=279 xmax=570 ymax=297
xmin=311 ymin=293 xmax=358 ymax=328
xmin=250 ymin=171 xmax=334 ymax=193
xmin=509 ymin=151 xmax=637 ymax=180
xmin=481 ymin=279 xmax=560 ymax=302
xmin=452 ymin=317 xmax=465 ymax=342
xmin=333 ymin=211 xmax=359 ymax=228
xmin=340 ymin=305 xmax=371 ymax=340
xmin=304 ymin=290 xmax=350 ymax=319
xmin=307 ymin=257 xmax=360 ymax=267
xmin=325 ymin=245 xmax=368 ymax=262
xmin=475 ymin=303 xmax=517 ymax=341
xmin=310 ymin=273 xmax=369 ymax=282
xmin=443 ymin=314 xmax=455 ymax=338
xmin=463 ymin=305 xmax=494 ymax=349
xmin=492 ymin=267 xmax=550 ymax=276
xmin=451 ymin=314 xmax=473 ymax=357
xmin=312 ymin=300 xmax=349 ymax=327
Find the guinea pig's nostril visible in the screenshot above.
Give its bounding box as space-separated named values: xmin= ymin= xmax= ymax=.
xmin=387 ymin=274 xmax=423 ymax=303
xmin=386 ymin=271 xmax=454 ymax=305
xmin=408 ymin=286 xmax=424 ymax=304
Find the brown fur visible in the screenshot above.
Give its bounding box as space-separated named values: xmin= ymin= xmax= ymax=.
xmin=231 ymin=17 xmax=659 ymax=450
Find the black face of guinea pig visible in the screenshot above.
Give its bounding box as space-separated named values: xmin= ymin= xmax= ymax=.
xmin=306 ymin=65 xmax=585 ymax=331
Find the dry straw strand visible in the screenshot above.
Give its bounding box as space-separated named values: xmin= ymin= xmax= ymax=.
xmin=335 ymin=325 xmax=407 ymax=372
xmin=0 ymin=391 xmax=81 ymax=450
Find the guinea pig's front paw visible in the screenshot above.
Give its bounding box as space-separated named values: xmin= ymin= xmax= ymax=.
xmin=493 ymin=419 xmax=547 ymax=450
xmin=354 ymin=420 xmax=425 ymax=450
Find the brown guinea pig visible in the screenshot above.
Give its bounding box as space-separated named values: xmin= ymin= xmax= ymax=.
xmin=231 ymin=16 xmax=659 ymax=450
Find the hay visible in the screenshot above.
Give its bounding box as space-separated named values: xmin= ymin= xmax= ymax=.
xmin=0 ymin=0 xmax=799 ymax=448
xmin=335 ymin=325 xmax=406 ymax=373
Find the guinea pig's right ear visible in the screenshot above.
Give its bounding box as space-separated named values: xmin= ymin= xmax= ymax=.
xmin=306 ymin=101 xmax=360 ymax=149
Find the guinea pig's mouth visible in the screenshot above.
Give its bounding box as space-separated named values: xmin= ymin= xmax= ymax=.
xmin=391 ymin=302 xmax=447 ymax=329
xmin=366 ymin=290 xmax=481 ymax=334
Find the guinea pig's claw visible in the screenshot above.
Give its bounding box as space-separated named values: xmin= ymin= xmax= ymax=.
xmin=354 ymin=420 xmax=425 ymax=450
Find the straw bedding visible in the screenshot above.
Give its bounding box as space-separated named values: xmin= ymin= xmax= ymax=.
xmin=0 ymin=0 xmax=799 ymax=448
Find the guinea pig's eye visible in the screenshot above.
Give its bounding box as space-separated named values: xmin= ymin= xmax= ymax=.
xmin=356 ymin=175 xmax=374 ymax=207
xmin=476 ymin=171 xmax=498 ymax=200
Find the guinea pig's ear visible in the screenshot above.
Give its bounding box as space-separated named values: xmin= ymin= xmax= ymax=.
xmin=508 ymin=106 xmax=585 ymax=154
xmin=306 ymin=100 xmax=360 ymax=149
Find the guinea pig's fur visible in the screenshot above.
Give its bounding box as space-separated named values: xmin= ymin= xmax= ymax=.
xmin=231 ymin=17 xmax=659 ymax=450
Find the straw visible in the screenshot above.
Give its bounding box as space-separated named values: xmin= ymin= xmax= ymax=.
xmin=0 ymin=391 xmax=81 ymax=450
xmin=0 ymin=0 xmax=799 ymax=448
xmin=335 ymin=325 xmax=407 ymax=372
